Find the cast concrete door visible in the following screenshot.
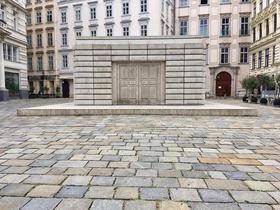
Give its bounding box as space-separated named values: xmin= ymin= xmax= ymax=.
xmin=113 ymin=62 xmax=164 ymax=105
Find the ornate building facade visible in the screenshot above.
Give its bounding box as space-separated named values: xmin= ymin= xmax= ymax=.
xmin=250 ymin=0 xmax=280 ymax=77
xmin=0 ymin=0 xmax=28 ymax=101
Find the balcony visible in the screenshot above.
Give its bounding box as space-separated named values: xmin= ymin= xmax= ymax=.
xmin=0 ymin=19 xmax=10 ymax=36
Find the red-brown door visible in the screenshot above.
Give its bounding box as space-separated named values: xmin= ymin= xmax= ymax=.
xmin=216 ymin=72 xmax=231 ymax=97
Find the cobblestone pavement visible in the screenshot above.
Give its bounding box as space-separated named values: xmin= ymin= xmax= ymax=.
xmin=0 ymin=99 xmax=280 ymax=210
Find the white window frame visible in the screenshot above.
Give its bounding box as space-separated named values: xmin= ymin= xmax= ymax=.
xmin=220 ymin=46 xmax=230 ymax=64
xmin=140 ymin=0 xmax=148 ymax=13
xmin=180 ymin=19 xmax=188 ymax=35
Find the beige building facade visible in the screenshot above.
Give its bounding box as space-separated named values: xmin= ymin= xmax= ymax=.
xmin=26 ymin=0 xmax=60 ymax=96
xmin=250 ymin=0 xmax=280 ymax=76
xmin=0 ymin=0 xmax=28 ymax=101
xmin=176 ymin=0 xmax=251 ymax=97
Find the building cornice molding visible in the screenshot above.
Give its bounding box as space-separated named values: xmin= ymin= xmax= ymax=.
xmin=252 ymin=1 xmax=277 ymax=25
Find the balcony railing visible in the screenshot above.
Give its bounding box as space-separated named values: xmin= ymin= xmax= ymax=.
xmin=0 ymin=19 xmax=10 ymax=36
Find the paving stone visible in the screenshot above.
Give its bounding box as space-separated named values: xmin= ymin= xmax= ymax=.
xmin=85 ymin=186 xmax=114 ymax=198
xmin=208 ymin=171 xmax=227 ymax=179
xmin=55 ymin=198 xmax=92 ymax=210
xmin=205 ymin=179 xmax=248 ymax=190
xmin=199 ymin=189 xmax=233 ymax=202
xmin=24 ymin=175 xmax=66 ymax=185
xmin=182 ymin=171 xmax=209 ymax=178
xmin=159 ymin=201 xmax=190 ymax=210
xmin=136 ymin=169 xmax=157 ymax=177
xmin=27 ymin=185 xmax=61 ymax=197
xmin=0 ymin=197 xmax=30 ymax=210
xmin=140 ymin=188 xmax=169 ymax=200
xmin=0 ymin=184 xmax=34 ymax=196
xmin=235 ymin=165 xmax=260 ymax=173
xmin=239 ymin=204 xmax=273 ymax=210
xmin=178 ymin=178 xmax=207 ymax=188
xmin=170 ymin=188 xmax=201 ymax=202
xmin=115 ymin=177 xmax=152 ymax=187
xmin=53 ymin=161 xmax=87 ymax=168
xmin=224 ymin=171 xmax=251 ymax=180
xmin=63 ymin=176 xmax=92 ymax=186
xmin=114 ymin=187 xmax=138 ymax=199
xmin=153 ymin=178 xmax=179 ymax=187
xmin=2 ymin=166 xmax=29 ymax=174
xmin=159 ymin=170 xmax=182 ymax=177
xmin=56 ymin=186 xmax=88 ymax=198
xmin=269 ymin=192 xmax=280 ymax=202
xmin=90 ymin=200 xmax=123 ymax=210
xmin=21 ymin=198 xmax=61 ymax=210
xmin=245 ymin=181 xmax=277 ymax=191
xmin=0 ymin=174 xmax=29 ymax=183
xmin=230 ymin=190 xmax=277 ymax=204
xmin=191 ymin=202 xmax=240 ymax=210
xmin=113 ymin=168 xmax=135 ymax=176
xmin=64 ymin=168 xmax=91 ymax=175
xmin=124 ymin=200 xmax=156 ymax=210
xmin=25 ymin=167 xmax=51 ymax=174
xmin=89 ymin=168 xmax=113 ymax=176
xmin=152 ymin=163 xmax=173 ymax=170
xmin=91 ymin=176 xmax=115 ymax=186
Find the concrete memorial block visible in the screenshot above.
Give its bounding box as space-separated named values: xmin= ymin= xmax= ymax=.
xmin=74 ymin=36 xmax=206 ymax=106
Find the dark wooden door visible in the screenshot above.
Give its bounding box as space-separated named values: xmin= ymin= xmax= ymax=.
xmin=62 ymin=80 xmax=70 ymax=98
xmin=216 ymin=72 xmax=231 ymax=97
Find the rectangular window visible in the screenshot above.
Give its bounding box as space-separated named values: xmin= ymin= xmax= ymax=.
xmin=123 ymin=26 xmax=129 ymax=36
xmin=123 ymin=2 xmax=129 ymax=15
xmin=274 ymin=14 xmax=277 ymax=32
xmin=37 ymin=56 xmax=43 ymax=70
xmin=266 ymin=18 xmax=269 ymax=36
xmin=258 ymin=51 xmax=262 ymax=68
xmin=75 ymin=8 xmax=81 ymax=21
xmin=253 ymin=3 xmax=256 ymax=17
xmin=259 ymin=0 xmax=263 ymax=12
xmin=106 ymin=5 xmax=112 ymax=17
xmin=180 ymin=0 xmax=188 ymax=7
xmin=140 ymin=24 xmax=147 ymax=36
xmin=240 ymin=47 xmax=248 ymax=63
xmin=241 ymin=0 xmax=250 ymax=2
xmin=27 ymin=35 xmax=32 ymax=47
xmin=26 ymin=14 xmax=32 ymax=25
xmin=240 ymin=16 xmax=249 ymax=36
xmin=265 ymin=48 xmax=269 ymax=67
xmin=37 ymin=34 xmax=42 ymax=48
xmin=36 ymin=11 xmax=41 ymax=23
xmin=252 ymin=53 xmax=256 ymax=69
xmin=253 ymin=27 xmax=256 ymax=42
xmin=90 ymin=7 xmax=96 ymax=19
xmin=76 ymin=31 xmax=82 ymax=37
xmin=272 ymin=46 xmax=276 ymax=64
xmin=140 ymin=0 xmax=148 ymax=13
xmin=61 ymin=11 xmax=67 ymax=23
xmin=106 ymin=28 xmax=113 ymax=36
xmin=62 ymin=55 xmax=68 ymax=68
xmin=180 ymin=19 xmax=188 ymax=35
xmin=47 ymin=32 xmax=53 ymax=46
xmin=221 ymin=0 xmax=230 ymax=4
xmin=62 ymin=33 xmax=67 ymax=46
xmin=48 ymin=55 xmax=54 ymax=70
xmin=259 ymin=23 xmax=262 ymax=39
xmin=47 ymin=10 xmax=53 ymax=22
xmin=220 ymin=47 xmax=229 ymax=64
xmin=27 ymin=55 xmax=32 ymax=71
xmin=199 ymin=17 xmax=208 ymax=37
xmin=201 ymin=0 xmax=208 ymax=5
xmin=91 ymin=29 xmax=97 ymax=36
xmin=221 ymin=16 xmax=230 ymax=36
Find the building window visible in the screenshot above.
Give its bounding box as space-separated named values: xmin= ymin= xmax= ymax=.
xmin=47 ymin=32 xmax=53 ymax=46
xmin=199 ymin=16 xmax=208 ymax=37
xmin=75 ymin=7 xmax=81 ymax=22
xmin=91 ymin=29 xmax=97 ymax=36
xmin=37 ymin=34 xmax=42 ymax=48
xmin=221 ymin=0 xmax=230 ymax=4
xmin=140 ymin=24 xmax=148 ymax=36
xmin=274 ymin=14 xmax=277 ymax=32
xmin=265 ymin=48 xmax=269 ymax=67
xmin=258 ymin=51 xmax=262 ymax=68
xmin=272 ymin=46 xmax=276 ymax=64
xmin=253 ymin=3 xmax=256 ymax=17
xmin=180 ymin=0 xmax=188 ymax=7
xmin=259 ymin=23 xmax=262 ymax=39
xmin=201 ymin=0 xmax=208 ymax=5
xmin=180 ymin=19 xmax=188 ymax=35
xmin=90 ymin=6 xmax=96 ymax=20
xmin=106 ymin=28 xmax=113 ymax=36
xmin=27 ymin=35 xmax=32 ymax=47
xmin=27 ymin=55 xmax=33 ymax=71
xmin=3 ymin=44 xmax=18 ymax=62
xmin=240 ymin=47 xmax=248 ymax=63
xmin=76 ymin=31 xmax=82 ymax=37
xmin=140 ymin=0 xmax=148 ymax=13
xmin=62 ymin=55 xmax=68 ymax=68
xmin=0 ymin=3 xmax=5 ymax=22
xmin=37 ymin=55 xmax=43 ymax=70
xmin=47 ymin=10 xmax=53 ymax=22
xmin=123 ymin=2 xmax=129 ymax=15
xmin=220 ymin=46 xmax=229 ymax=64
xmin=240 ymin=16 xmax=249 ymax=36
xmin=221 ymin=16 xmax=230 ymax=36
xmin=26 ymin=14 xmax=32 ymax=25
xmin=36 ymin=11 xmax=42 ymax=23
xmin=241 ymin=0 xmax=250 ymax=3
xmin=123 ymin=26 xmax=129 ymax=36
xmin=48 ymin=55 xmax=54 ymax=70
xmin=253 ymin=27 xmax=256 ymax=42
xmin=106 ymin=5 xmax=112 ymax=17
xmin=252 ymin=53 xmax=256 ymax=69
xmin=259 ymin=0 xmax=263 ymax=12
xmin=61 ymin=10 xmax=67 ymax=23
xmin=266 ymin=18 xmax=269 ymax=36
xmin=13 ymin=11 xmax=18 ymax=30
xmin=62 ymin=33 xmax=68 ymax=46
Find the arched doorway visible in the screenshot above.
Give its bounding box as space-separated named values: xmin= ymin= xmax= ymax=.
xmin=62 ymin=80 xmax=70 ymax=98
xmin=216 ymin=72 xmax=231 ymax=97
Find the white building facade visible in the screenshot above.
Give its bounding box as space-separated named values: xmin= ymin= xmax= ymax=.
xmin=176 ymin=0 xmax=251 ymax=97
xmin=250 ymin=0 xmax=280 ymax=76
xmin=57 ymin=0 xmax=175 ymax=97
xmin=0 ymin=0 xmax=28 ymax=101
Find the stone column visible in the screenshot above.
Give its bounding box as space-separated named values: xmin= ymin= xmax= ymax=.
xmin=0 ymin=41 xmax=9 ymax=101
